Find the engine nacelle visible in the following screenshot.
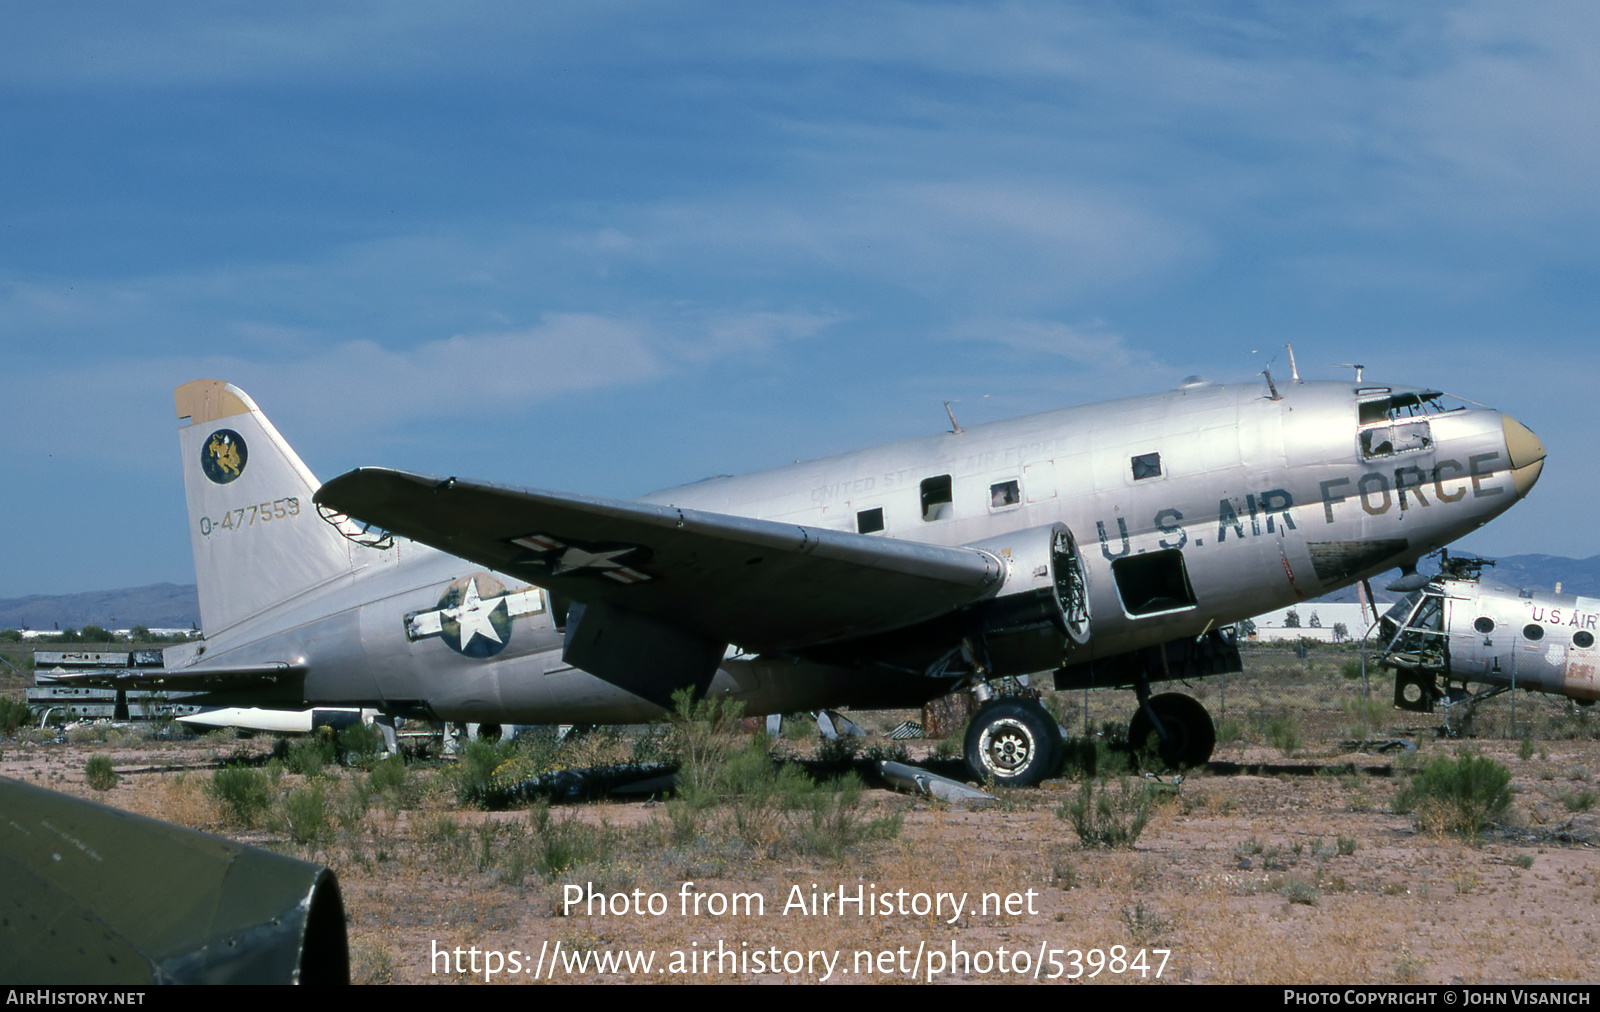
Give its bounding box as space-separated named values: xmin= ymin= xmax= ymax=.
xmin=961 ymin=523 xmax=1092 ymax=676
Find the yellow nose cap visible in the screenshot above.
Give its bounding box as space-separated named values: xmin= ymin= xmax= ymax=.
xmin=1512 ymin=457 xmax=1544 ymax=498
xmin=1501 ymin=414 xmax=1546 ymax=471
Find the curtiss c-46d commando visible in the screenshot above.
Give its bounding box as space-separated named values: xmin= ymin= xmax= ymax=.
xmin=44 ymin=373 xmax=1545 ymax=785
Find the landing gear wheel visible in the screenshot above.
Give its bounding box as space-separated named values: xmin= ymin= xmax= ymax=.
xmin=964 ymin=698 xmax=1064 ymax=787
xmin=1128 ymin=693 xmax=1215 ymax=769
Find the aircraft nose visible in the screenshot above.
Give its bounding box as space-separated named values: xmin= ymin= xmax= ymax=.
xmin=1501 ymin=413 xmax=1546 ymax=497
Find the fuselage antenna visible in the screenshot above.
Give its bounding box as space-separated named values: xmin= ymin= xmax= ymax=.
xmin=944 ymin=401 xmax=965 ymax=434
xmin=1262 ymin=368 xmax=1281 ymax=401
xmin=1286 ymin=343 xmax=1301 ymax=383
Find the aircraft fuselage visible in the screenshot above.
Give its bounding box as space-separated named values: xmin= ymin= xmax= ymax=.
xmin=169 ymin=377 xmax=1542 ymax=724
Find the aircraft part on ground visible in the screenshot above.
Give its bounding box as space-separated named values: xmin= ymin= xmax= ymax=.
xmin=0 ymin=778 xmax=347 ymax=984
xmin=875 ymin=760 xmax=997 ymax=807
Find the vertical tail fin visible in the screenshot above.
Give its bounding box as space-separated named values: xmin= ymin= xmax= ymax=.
xmin=176 ymin=380 xmax=359 ymax=637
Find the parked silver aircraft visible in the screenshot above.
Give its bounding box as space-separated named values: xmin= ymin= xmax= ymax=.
xmin=48 ymin=375 xmax=1544 ymax=784
xmin=1378 ymin=556 xmax=1598 ymax=713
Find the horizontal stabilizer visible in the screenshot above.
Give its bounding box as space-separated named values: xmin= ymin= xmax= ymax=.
xmin=35 ymin=651 xmax=303 ymax=691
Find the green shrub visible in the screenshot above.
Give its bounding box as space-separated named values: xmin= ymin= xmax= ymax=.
xmin=790 ymin=774 xmax=903 ymax=861
xmin=862 ymin=742 xmax=911 ymax=764
xmin=661 ymin=726 xmax=902 ymax=859
xmin=815 ymin=734 xmax=862 ymax=764
xmin=1280 ymin=876 xmax=1320 ymax=906
xmin=1393 ymin=752 xmax=1512 ymax=837
xmin=1561 ymin=788 xmax=1596 ymax=812
xmin=334 ymin=779 xmax=370 ymax=831
xmin=285 ymin=734 xmax=336 ymax=777
xmin=208 ymin=765 xmax=273 ymax=827
xmin=453 ymin=738 xmax=525 ymax=808
xmin=1265 ymin=715 xmax=1302 ymax=756
xmin=1518 ymin=736 xmax=1536 ymax=762
xmin=1058 ymin=778 xmax=1154 ymax=849
xmin=1215 ymin=719 xmax=1246 ymax=748
xmin=84 ymin=755 xmax=119 ymax=791
xmin=0 ymin=698 xmax=33 ymax=737
xmin=367 ymin=754 xmax=414 ymax=813
xmin=283 ymin=783 xmax=332 ymax=845
xmin=337 ymin=722 xmax=386 ymax=769
xmin=529 ymin=801 xmax=615 ymax=876
xmin=1341 ymin=695 xmax=1388 ymax=738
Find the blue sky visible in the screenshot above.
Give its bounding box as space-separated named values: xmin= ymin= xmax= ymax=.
xmin=3 ymin=2 xmax=1597 ymax=598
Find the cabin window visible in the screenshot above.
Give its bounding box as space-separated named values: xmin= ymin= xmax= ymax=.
xmin=1474 ymin=616 xmax=1495 ymax=634
xmin=856 ymin=507 xmax=884 ymax=534
xmin=1111 ymin=549 xmax=1197 ymax=616
xmin=1131 ymin=452 xmax=1161 ymax=481
xmin=989 ymin=480 xmax=1020 ymax=510
xmin=920 ymin=474 xmax=953 ymax=521
xmin=1524 ymin=623 xmax=1544 ymax=641
xmin=1575 ymin=631 xmax=1595 ymax=649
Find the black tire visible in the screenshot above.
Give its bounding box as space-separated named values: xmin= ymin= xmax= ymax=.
xmin=1128 ymin=693 xmax=1215 ymax=769
xmin=964 ymin=698 xmax=1064 ymax=787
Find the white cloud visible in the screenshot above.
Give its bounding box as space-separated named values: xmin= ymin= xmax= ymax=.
xmin=0 ymin=306 xmax=841 ymax=464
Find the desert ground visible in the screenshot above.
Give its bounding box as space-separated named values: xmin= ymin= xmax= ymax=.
xmin=4 ymin=644 xmax=1599 ymax=985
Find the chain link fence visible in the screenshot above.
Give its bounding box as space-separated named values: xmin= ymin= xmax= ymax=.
xmin=1044 ymin=640 xmax=1600 ymax=754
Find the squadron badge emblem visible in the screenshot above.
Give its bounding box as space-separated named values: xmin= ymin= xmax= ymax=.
xmin=201 ymin=429 xmax=248 ymax=484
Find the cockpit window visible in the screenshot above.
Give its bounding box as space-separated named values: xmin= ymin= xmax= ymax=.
xmin=1360 ymin=420 xmax=1432 ymax=458
xmin=1358 ymin=391 xmax=1443 ymax=459
xmin=1358 ymin=390 xmax=1465 ymax=423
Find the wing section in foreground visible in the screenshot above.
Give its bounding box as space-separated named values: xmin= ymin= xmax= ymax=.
xmin=314 ymin=467 xmax=1004 ymax=652
xmin=33 ymin=650 xmax=304 ymax=692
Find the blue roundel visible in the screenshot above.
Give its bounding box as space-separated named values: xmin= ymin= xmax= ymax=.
xmin=201 ymin=429 xmax=248 ymax=484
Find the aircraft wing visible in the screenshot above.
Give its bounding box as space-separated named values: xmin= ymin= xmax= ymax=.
xmin=0 ymin=777 xmax=346 ymax=983
xmin=315 ymin=468 xmax=1004 ymax=651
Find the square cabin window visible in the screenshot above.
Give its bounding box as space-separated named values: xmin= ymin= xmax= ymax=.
xmin=856 ymin=507 xmax=885 ymax=534
xmin=989 ymin=480 xmax=1020 ymax=509
xmin=1131 ymin=452 xmax=1162 ymax=481
xmin=920 ymin=474 xmax=953 ymax=521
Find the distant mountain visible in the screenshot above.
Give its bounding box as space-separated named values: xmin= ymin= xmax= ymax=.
xmin=0 ymin=583 xmax=200 ymax=631
xmin=5 ymin=552 xmax=1600 ymax=634
xmin=1306 ymin=553 xmax=1600 ymax=605
xmin=1475 ymin=554 xmax=1600 ymax=597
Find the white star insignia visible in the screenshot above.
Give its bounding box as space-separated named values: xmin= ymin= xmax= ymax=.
xmin=444 ymin=576 xmax=504 ymax=649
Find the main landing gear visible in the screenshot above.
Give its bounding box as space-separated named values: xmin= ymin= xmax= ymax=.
xmin=1129 ymin=692 xmax=1215 ymax=769
xmin=958 ymin=689 xmax=1217 ymax=783
xmin=959 ymin=688 xmax=1220 ymax=783
xmin=963 ymin=696 xmax=1064 ymax=787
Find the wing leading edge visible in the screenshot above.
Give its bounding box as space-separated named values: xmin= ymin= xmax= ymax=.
xmin=314 ymin=467 xmax=1005 ymax=652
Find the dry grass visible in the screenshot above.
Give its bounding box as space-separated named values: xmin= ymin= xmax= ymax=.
xmin=6 ymin=644 xmax=1600 ymax=984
